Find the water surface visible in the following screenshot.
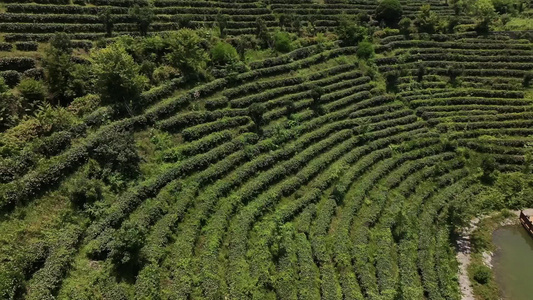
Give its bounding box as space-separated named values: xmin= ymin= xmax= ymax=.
xmin=492 ymin=225 xmax=533 ymax=300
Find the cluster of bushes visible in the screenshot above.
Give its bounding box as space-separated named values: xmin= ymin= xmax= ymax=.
xmin=333 ymin=15 xmax=376 ymax=60
xmin=0 ymin=27 xmax=250 ymax=134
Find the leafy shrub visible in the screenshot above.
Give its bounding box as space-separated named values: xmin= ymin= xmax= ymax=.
xmin=473 ymin=265 xmax=491 ymax=285
xmin=152 ymin=65 xmax=179 ymax=85
xmin=0 ymin=77 xmax=8 ymax=93
xmin=0 ymin=80 xmax=21 ymax=130
xmin=33 ymin=103 xmax=77 ymax=133
xmin=356 ymin=41 xmax=375 ymax=60
xmin=211 ymin=41 xmax=239 ymax=66
xmin=1 ymin=70 xmax=21 ymax=87
xmin=68 ymin=94 xmax=101 ymax=117
xmin=376 ymin=0 xmax=403 ymax=27
xmin=273 ymin=31 xmax=293 ymax=53
xmin=17 ymin=78 xmax=46 ymax=105
xmin=91 ymin=129 xmax=140 ymax=179
xmin=67 ymin=175 xmax=103 ymax=208
xmin=23 ymin=68 xmax=44 ymax=81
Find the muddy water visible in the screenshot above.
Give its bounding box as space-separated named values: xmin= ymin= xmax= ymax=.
xmin=492 ymin=225 xmax=533 ymax=300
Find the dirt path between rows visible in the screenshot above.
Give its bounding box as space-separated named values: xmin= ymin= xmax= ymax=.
xmin=456 ymin=217 xmax=480 ymax=300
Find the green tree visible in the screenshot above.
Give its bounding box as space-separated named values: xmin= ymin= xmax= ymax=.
xmin=523 ymin=71 xmax=533 ymax=88
xmin=417 ymin=64 xmax=426 ymax=82
xmin=273 ymin=31 xmax=293 ymax=53
xmin=398 ymin=17 xmax=413 ymax=37
xmin=279 ymin=14 xmax=291 ymax=31
xmin=91 ymin=129 xmax=141 ymax=180
xmin=414 ymin=5 xmax=440 ymax=34
xmin=447 ymin=16 xmax=460 ymax=33
xmin=49 ymin=32 xmax=72 ymax=54
xmin=42 ymin=33 xmax=77 ymax=105
xmin=447 ymin=65 xmax=463 ymax=86
xmin=310 ymin=85 xmax=324 ymax=115
xmin=474 ymin=0 xmax=496 ymax=34
xmin=99 ymin=8 xmax=115 ymax=37
xmin=68 ymin=174 xmax=103 ymax=208
xmin=291 ymin=15 xmax=303 ymax=36
xmin=165 ymin=29 xmax=210 ymax=78
xmin=248 ymin=102 xmax=266 ymax=134
xmin=375 ymin=0 xmax=403 ymax=27
xmin=255 ymin=17 xmax=272 ymax=48
xmin=91 ymin=43 xmax=147 ymax=109
xmin=356 ymin=41 xmax=375 ymax=60
xmin=450 ymin=0 xmax=465 ymax=15
xmin=129 ymin=4 xmax=154 ymax=36
xmin=216 ymin=13 xmax=230 ymax=38
xmin=211 ymin=41 xmax=239 ymax=66
xmin=478 ymin=154 xmax=496 ymax=184
xmin=336 ymin=16 xmax=368 ymax=46
xmin=386 ymin=72 xmax=399 ymax=93
xmin=234 ymin=35 xmax=256 ymax=61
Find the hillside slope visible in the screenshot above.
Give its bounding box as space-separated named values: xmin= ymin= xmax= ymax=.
xmin=0 ymin=0 xmax=533 ymax=299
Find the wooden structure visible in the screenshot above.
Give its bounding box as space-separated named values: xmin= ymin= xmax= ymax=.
xmin=520 ymin=210 xmax=533 ymax=237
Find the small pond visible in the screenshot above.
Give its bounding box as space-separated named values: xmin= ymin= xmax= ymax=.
xmin=492 ymin=225 xmax=533 ymax=300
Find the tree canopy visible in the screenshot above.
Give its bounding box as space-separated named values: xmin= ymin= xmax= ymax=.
xmin=376 ymin=0 xmax=403 ymax=27
xmin=91 ymin=43 xmax=148 ymax=108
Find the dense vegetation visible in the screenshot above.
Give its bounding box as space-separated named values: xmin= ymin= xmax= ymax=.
xmin=0 ymin=0 xmax=532 ymax=299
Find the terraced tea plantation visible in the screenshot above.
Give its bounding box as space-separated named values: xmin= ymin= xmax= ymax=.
xmin=0 ymin=0 xmax=532 ymax=299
